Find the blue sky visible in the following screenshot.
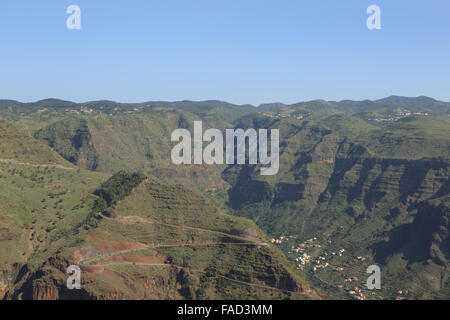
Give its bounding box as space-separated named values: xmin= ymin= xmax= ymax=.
xmin=0 ymin=0 xmax=449 ymax=105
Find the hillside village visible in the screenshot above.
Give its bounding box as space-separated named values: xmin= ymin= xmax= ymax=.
xmin=258 ymin=109 xmax=308 ymax=120
xmin=367 ymin=108 xmax=430 ymax=122
xmin=271 ymin=234 xmax=409 ymax=300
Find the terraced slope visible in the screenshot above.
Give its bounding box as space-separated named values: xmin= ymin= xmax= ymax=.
xmin=5 ymin=172 xmax=318 ymax=300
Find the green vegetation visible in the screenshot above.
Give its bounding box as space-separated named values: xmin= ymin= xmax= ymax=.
xmin=93 ymin=171 xmax=146 ymax=207
xmin=0 ymin=95 xmax=449 ymax=300
xmin=4 ymin=168 xmax=316 ymax=300
xmin=34 ymin=119 xmax=99 ymax=170
xmin=0 ymin=118 xmax=315 ymax=300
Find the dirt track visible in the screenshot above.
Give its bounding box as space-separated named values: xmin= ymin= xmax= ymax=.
xmin=0 ymin=158 xmax=75 ymax=170
xmin=75 ymin=214 xmax=302 ymax=294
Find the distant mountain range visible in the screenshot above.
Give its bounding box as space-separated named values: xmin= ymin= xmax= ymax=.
xmin=2 ymin=95 xmax=450 ymax=108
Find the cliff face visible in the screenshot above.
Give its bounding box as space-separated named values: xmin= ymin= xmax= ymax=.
xmin=5 ymin=257 xmax=93 ymax=300
xmin=226 ymin=121 xmax=450 ymax=298
xmin=319 ymin=153 xmax=449 ymax=280
xmin=321 ymin=155 xmax=449 ymax=215
xmin=34 ymin=119 xmax=99 ymax=171
xmin=230 ymin=141 xmax=449 ymax=236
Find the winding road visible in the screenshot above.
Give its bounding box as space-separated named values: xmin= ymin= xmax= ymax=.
xmin=75 ymin=213 xmax=303 ymax=295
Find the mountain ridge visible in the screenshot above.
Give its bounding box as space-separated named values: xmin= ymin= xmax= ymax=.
xmin=1 ymin=95 xmax=449 ymax=110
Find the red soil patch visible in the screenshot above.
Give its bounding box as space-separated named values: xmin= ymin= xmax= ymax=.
xmin=97 ymin=242 xmax=146 ymax=253
xmin=73 ymin=242 xmax=147 ymax=262
xmin=101 ymin=254 xmax=167 ymax=265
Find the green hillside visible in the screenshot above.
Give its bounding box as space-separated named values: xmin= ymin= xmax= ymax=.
xmin=225 ymin=112 xmax=450 ymax=300
xmin=1 ymin=96 xmax=449 ymax=300
xmin=5 ymin=172 xmax=318 ymax=300
xmin=358 ymin=116 xmax=450 ymax=159
xmin=0 ymin=119 xmax=107 ymax=298
xmin=0 ymin=119 xmax=317 ymax=300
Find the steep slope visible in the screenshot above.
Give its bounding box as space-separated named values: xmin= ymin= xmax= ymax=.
xmin=5 ymin=172 xmax=318 ymax=300
xmin=226 ymin=113 xmax=450 ymax=299
xmin=32 ymin=110 xmax=232 ymax=211
xmin=0 ymin=118 xmax=106 ymax=298
xmin=34 ymin=119 xmax=99 ymax=170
